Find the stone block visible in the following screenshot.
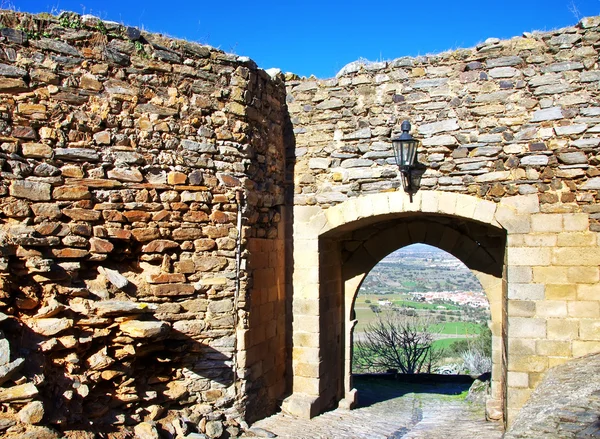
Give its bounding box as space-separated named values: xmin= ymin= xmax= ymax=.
xmin=437 ymin=192 xmax=458 ymax=216
xmin=508 ymin=300 xmax=536 ymax=317
xmin=507 ymin=247 xmax=551 ymax=266
xmin=573 ymin=341 xmax=600 ymax=357
xmin=293 ymin=361 xmax=320 ymax=378
xmin=499 ymin=194 xmax=539 ymax=214
xmin=507 ymin=371 xmax=529 ymax=388
xmin=292 ymin=376 xmax=320 ymax=395
xmin=535 ymin=340 xmax=571 ymax=356
xmin=535 ymin=301 xmax=567 ymax=318
xmin=508 ymin=338 xmax=536 ymax=356
xmin=507 ymin=266 xmax=533 ymax=283
xmin=509 ymin=355 xmax=548 ymax=373
xmin=524 ymin=234 xmax=557 ymax=247
xmin=567 ymin=266 xmax=599 ymax=283
xmin=282 ymin=393 xmax=320 ymax=418
xmin=508 ymin=317 xmax=546 ymax=338
xmin=532 ymin=266 xmax=568 ymax=284
xmin=577 ymin=284 xmax=599 ymax=301
xmin=579 ymin=320 xmax=600 ymax=341
xmin=568 ymin=301 xmax=600 ymax=318
xmin=553 ymin=247 xmax=600 ymax=266
xmin=557 ymin=232 xmax=597 ymax=247
xmin=294 ymin=315 xmax=320 ymax=332
xmin=547 ymin=319 xmax=579 ymax=340
xmin=420 ymin=190 xmax=439 ymax=212
xmin=563 ymin=213 xmax=589 ymax=231
xmin=10 ymin=180 xmax=51 ymax=201
xmin=545 ymin=284 xmax=577 ymax=300
xmin=508 ymin=283 xmax=545 ymax=300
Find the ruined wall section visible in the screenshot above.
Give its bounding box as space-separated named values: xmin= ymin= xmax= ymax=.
xmin=0 ymin=10 xmax=286 ymax=436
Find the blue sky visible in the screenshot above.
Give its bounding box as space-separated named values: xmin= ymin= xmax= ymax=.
xmin=14 ymin=0 xmax=600 ymax=78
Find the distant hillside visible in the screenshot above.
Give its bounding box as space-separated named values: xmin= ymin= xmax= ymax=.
xmin=360 ymin=244 xmax=484 ymax=295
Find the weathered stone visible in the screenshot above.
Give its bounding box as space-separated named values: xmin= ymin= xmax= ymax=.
xmin=26 ymin=318 xmax=73 ymax=336
xmin=205 ymin=420 xmax=224 ymax=439
xmin=0 ymin=78 xmax=27 ymax=92
xmin=194 ymin=256 xmax=228 ymax=272
xmin=93 ymin=300 xmax=156 ymax=316
xmin=3 ymin=200 xmax=31 ymax=217
xmin=80 ymin=73 xmax=103 ymax=91
xmin=119 ymin=320 xmax=169 ymax=338
xmin=558 ymin=151 xmax=587 ymax=164
xmin=0 ymin=383 xmax=38 ymax=402
xmin=486 ymin=56 xmax=523 ymax=68
xmin=0 ymin=358 xmax=25 ymax=385
xmin=134 ymin=422 xmax=160 ymax=439
xmin=147 ymin=273 xmax=186 ymax=284
xmin=124 ymin=210 xmax=152 ymax=222
xmin=32 ymin=203 xmax=62 ymax=219
xmin=181 ymin=139 xmax=217 ymax=153
xmin=418 ymin=119 xmax=459 ymax=135
xmin=107 ymin=168 xmax=144 ymax=182
xmin=132 ymin=228 xmax=161 ymax=242
xmin=54 ymin=148 xmax=100 ymax=161
xmin=141 ymin=240 xmax=179 ymax=252
xmin=531 ymin=107 xmax=564 ymax=122
xmin=22 ymin=143 xmax=52 ymax=158
xmin=9 ymin=180 xmax=51 ymax=201
xmin=63 ymin=208 xmax=101 ymax=221
xmin=31 ymin=38 xmax=80 ymax=56
xmin=150 ymin=283 xmax=196 ymax=297
xmin=53 ymin=185 xmax=91 ymax=200
xmin=488 ymin=67 xmax=519 ymax=78
xmin=87 ymin=347 xmax=114 ymax=370
xmin=98 ymin=266 xmax=129 ymax=289
xmin=173 ymin=227 xmax=204 ymax=240
xmin=89 ymin=237 xmax=114 ymax=253
xmin=12 ymin=126 xmax=37 ymax=139
xmin=521 ymin=155 xmax=549 ymax=166
xmin=19 ymin=400 xmax=44 ymax=424
xmin=555 ymin=124 xmax=588 ymax=136
xmin=581 ymin=177 xmax=600 ymax=190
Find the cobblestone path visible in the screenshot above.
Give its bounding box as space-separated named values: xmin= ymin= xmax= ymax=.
xmin=247 ymin=379 xmax=504 ymax=439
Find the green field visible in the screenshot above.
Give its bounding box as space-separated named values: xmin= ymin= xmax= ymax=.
xmin=432 ymin=337 xmax=465 ymax=350
xmin=354 ymin=294 xmax=481 ymax=335
xmin=431 ymin=322 xmax=483 ymax=336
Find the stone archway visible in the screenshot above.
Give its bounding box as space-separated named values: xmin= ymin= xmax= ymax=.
xmin=283 ymin=191 xmax=508 ymax=421
xmin=340 ymin=215 xmax=506 ymax=419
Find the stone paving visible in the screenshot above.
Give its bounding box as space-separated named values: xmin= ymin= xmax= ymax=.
xmin=247 ymin=379 xmax=504 ymax=439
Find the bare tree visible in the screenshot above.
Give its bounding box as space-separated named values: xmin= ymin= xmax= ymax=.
xmin=353 ymin=311 xmax=442 ymax=374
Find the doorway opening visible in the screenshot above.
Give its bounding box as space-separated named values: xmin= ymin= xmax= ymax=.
xmin=352 ymin=243 xmax=492 ymax=378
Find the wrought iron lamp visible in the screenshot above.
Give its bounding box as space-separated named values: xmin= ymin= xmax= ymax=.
xmin=392 ymin=120 xmax=420 ymax=192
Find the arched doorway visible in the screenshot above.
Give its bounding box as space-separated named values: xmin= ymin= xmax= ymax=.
xmin=284 ymin=191 xmax=507 ymax=424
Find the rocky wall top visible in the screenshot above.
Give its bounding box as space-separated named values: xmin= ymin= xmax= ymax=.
xmin=286 ymin=16 xmax=600 ymax=229
xmin=0 ymin=10 xmax=286 ymax=438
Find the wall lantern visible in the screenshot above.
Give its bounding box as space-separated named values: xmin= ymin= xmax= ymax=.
xmin=392 ymin=120 xmax=420 ymax=192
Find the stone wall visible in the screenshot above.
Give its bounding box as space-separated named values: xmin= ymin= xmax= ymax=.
xmin=284 ymin=16 xmax=600 ymax=424
xmin=286 ymin=17 xmax=600 ymax=210
xmin=0 ymin=10 xmax=286 ymax=437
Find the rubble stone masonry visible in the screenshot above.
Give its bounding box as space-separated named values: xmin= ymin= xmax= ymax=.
xmin=0 ymin=10 xmax=286 ymax=438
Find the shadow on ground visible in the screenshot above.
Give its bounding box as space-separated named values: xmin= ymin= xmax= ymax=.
xmin=354 ymin=373 xmax=473 ymax=408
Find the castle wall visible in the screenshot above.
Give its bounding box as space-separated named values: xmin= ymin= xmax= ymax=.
xmin=285 ymin=16 xmax=600 ymax=423
xmin=0 ymin=11 xmax=287 ymax=436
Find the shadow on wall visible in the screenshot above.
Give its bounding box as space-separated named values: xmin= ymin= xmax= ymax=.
xmin=4 ymin=307 xmax=234 ymax=435
xmin=0 ymin=249 xmax=237 ymax=435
